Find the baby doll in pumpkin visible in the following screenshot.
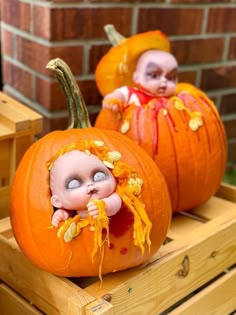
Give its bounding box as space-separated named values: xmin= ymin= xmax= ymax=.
xmin=47 ymin=139 xmax=152 ymax=250
xmin=49 ymin=149 xmax=122 ymax=228
xmin=103 ymin=49 xmax=178 ymax=111
xmin=96 ymin=27 xmax=179 ymax=114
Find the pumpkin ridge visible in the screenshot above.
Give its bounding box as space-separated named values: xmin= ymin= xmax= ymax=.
xmin=165 ymin=109 xmax=180 ymax=211
xmin=121 ymin=132 xmax=172 ymax=238
xmin=11 ymin=138 xmax=49 ymax=268
xmin=194 ymin=94 xmax=227 ymax=190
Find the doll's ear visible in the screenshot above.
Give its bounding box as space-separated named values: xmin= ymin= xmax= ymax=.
xmin=50 ymin=195 xmax=62 ymax=208
xmin=132 ymin=71 xmax=139 ymax=84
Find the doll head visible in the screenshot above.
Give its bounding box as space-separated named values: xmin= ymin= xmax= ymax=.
xmin=49 ymin=150 xmax=116 ymax=211
xmin=133 ymin=50 xmax=178 ymax=97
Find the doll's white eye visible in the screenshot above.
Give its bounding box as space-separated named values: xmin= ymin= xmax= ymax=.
xmin=94 ymin=171 xmax=106 ymax=182
xmin=67 ymin=179 xmax=80 ymax=189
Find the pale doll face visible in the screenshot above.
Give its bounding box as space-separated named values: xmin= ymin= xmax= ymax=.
xmin=50 ymin=150 xmax=116 ymax=210
xmin=133 ymin=50 xmax=178 ymax=97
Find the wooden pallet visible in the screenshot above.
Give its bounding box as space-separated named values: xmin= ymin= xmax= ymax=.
xmin=0 ymin=183 xmax=235 ymax=315
xmin=0 ymin=93 xmax=42 ymax=219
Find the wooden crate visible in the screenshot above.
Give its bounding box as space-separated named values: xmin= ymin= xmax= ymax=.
xmin=0 ymin=183 xmax=235 ymax=315
xmin=0 ymin=93 xmax=42 ymax=218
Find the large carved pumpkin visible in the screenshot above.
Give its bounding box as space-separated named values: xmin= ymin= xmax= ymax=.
xmin=10 ymin=59 xmax=171 ymax=278
xmin=95 ymin=26 xmax=227 ymax=213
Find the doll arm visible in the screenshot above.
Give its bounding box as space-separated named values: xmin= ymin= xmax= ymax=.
xmin=102 ymin=89 xmax=126 ymax=112
xmin=87 ymin=192 xmax=122 ymax=219
xmin=51 ymin=209 xmax=70 ymax=227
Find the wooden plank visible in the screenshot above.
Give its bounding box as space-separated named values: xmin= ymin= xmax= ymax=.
xmin=216 ymin=182 xmax=236 ymax=203
xmin=84 ymin=202 xmax=236 ymax=314
xmin=0 ymin=187 xmax=10 ymax=219
xmin=191 ymin=195 xmax=236 ymax=220
xmin=0 ymin=139 xmax=11 ymax=180
xmin=0 ymin=216 xmax=12 ymax=233
xmin=0 ymin=282 xmax=43 ymax=315
xmin=167 ymin=213 xmax=203 ymax=239
xmin=169 ymin=267 xmax=236 ymax=315
xmin=0 ymin=123 xmax=14 ymax=139
xmin=0 ymin=235 xmax=95 ymax=315
xmin=85 ymin=299 xmax=114 ymax=315
xmin=0 ymin=92 xmax=42 ymax=134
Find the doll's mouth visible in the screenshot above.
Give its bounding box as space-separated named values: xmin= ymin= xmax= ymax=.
xmin=157 ymin=87 xmax=167 ymax=95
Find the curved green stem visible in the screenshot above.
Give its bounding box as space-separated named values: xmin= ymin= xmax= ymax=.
xmin=104 ymin=24 xmax=126 ymax=46
xmin=46 ymin=58 xmax=91 ymax=129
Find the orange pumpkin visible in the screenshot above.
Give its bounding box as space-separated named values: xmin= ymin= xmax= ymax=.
xmin=10 ymin=59 xmax=171 ymax=277
xmin=95 ymin=26 xmax=227 ymax=213
xmin=96 ymin=84 xmax=227 ymax=213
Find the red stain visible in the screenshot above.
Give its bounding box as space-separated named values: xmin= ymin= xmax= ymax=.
xmin=109 ymin=242 xmax=114 ymax=250
xmin=109 ymin=206 xmax=134 ymax=238
xmin=120 ymin=247 xmax=128 ymax=255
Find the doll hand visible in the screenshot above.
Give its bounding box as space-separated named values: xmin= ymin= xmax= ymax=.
xmin=102 ymin=98 xmax=122 ymax=112
xmin=51 ymin=209 xmax=69 ymax=227
xmin=87 ymin=201 xmax=99 ymax=219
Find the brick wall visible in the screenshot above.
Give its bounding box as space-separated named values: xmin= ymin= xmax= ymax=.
xmin=1 ymin=0 xmax=236 ymax=163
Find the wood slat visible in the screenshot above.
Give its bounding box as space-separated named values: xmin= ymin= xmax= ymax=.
xmin=0 ymin=187 xmax=10 ymax=219
xmin=84 ymin=198 xmax=236 ymax=314
xmin=216 ymin=182 xmax=236 ymax=203
xmin=169 ymin=267 xmax=236 ymax=315
xmin=0 ymin=235 xmax=95 ymax=315
xmin=0 ymin=92 xmax=42 ymax=133
xmin=0 ymin=282 xmax=43 ymax=315
xmin=0 ymin=216 xmax=12 ymax=233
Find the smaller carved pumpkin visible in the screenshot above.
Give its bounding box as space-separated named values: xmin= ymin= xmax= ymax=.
xmin=10 ymin=59 xmax=171 ymax=278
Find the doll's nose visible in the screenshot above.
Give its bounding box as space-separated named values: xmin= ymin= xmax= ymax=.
xmin=160 ymin=77 xmax=167 ymax=85
xmin=87 ymin=183 xmax=96 ymax=193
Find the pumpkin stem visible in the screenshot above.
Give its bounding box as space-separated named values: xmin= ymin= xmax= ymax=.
xmin=104 ymin=24 xmax=126 ymax=46
xmin=46 ymin=58 xmax=91 ymax=129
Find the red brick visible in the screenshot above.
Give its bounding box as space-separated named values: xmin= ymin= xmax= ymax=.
xmin=222 ymin=118 xmax=236 ymax=139
xmin=78 ymin=80 xmax=103 ymax=105
xmin=43 ymin=116 xmax=69 ymax=135
xmin=207 ymin=8 xmax=236 ymax=33
xmin=227 ymin=142 xmax=236 ymax=163
xmin=177 ymin=71 xmax=197 ymax=85
xmin=35 ymin=76 xmax=101 ymax=110
xmin=42 ymin=108 xmax=100 ymax=135
xmin=17 ymin=36 xmax=83 ymax=76
xmin=137 ymin=8 xmax=203 ymax=35
xmin=49 ymin=0 xmax=83 ymax=2
xmin=50 ymin=8 xmax=132 ymax=40
xmin=2 ymin=60 xmax=33 ymax=99
xmin=1 ymin=28 xmax=14 ymax=57
xmin=89 ymin=44 xmax=111 ymax=74
xmin=228 ymin=37 xmax=236 ymax=60
xmin=171 ymin=0 xmax=230 ymax=2
xmin=171 ymin=38 xmax=224 ymax=65
xmin=17 ymin=37 xmax=50 ymax=75
xmin=35 ymin=77 xmax=66 ymax=111
xmin=2 ymin=0 xmax=31 ymax=32
xmin=220 ymin=93 xmax=236 ymax=115
xmin=42 ymin=110 xmax=99 ymax=135
xmin=89 ymin=109 xmax=101 ymax=127
xmin=33 ymin=5 xmax=51 ymax=40
xmin=89 ymin=0 xmax=162 ymax=2
xmin=200 ymin=65 xmax=236 ymax=91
